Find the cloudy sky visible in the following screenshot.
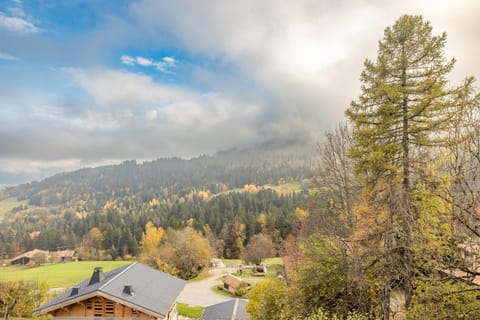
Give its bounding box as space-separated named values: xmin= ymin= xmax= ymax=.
xmin=0 ymin=0 xmax=479 ymax=184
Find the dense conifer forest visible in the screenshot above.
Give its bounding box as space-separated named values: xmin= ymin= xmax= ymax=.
xmin=0 ymin=143 xmax=315 ymax=260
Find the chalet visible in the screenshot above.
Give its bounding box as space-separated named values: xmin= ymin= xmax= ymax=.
xmin=201 ymin=298 xmax=250 ymax=320
xmin=10 ymin=249 xmax=49 ymax=265
xmin=33 ymin=262 xmax=186 ymax=320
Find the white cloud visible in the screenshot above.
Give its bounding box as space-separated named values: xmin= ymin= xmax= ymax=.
xmin=162 ymin=56 xmax=175 ymax=66
xmin=65 ymin=67 xmax=189 ymax=111
xmin=136 ymin=56 xmax=153 ymax=66
xmin=130 ymin=0 xmax=480 ymax=138
xmin=0 ymin=158 xmax=125 ymax=179
xmin=120 ymin=54 xmax=177 ymax=74
xmin=0 ymin=51 xmax=18 ymax=60
xmin=128 ymin=0 xmax=385 ymax=136
xmin=0 ymin=12 xmax=39 ymax=33
xmin=120 ymin=55 xmax=135 ymax=66
xmin=0 ymin=158 xmax=84 ymax=174
xmin=63 ymin=67 xmax=263 ymax=155
xmin=145 ymin=109 xmax=158 ymax=120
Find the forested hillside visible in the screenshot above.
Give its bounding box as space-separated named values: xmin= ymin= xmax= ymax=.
xmin=5 ymin=143 xmax=314 ymax=206
xmin=0 ymin=143 xmax=316 ymax=260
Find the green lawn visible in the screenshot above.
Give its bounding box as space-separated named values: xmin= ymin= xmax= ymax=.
xmin=0 ymin=261 xmax=132 ymax=288
xmin=177 ymin=302 xmax=204 ymax=319
xmin=0 ymin=197 xmax=27 ymax=219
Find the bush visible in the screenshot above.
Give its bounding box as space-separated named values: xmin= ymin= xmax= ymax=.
xmin=235 ymin=281 xmax=250 ymax=297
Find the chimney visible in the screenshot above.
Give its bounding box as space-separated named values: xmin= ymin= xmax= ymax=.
xmin=88 ymin=267 xmax=105 ymax=285
xmin=123 ymin=285 xmax=134 ymax=295
xmin=70 ymin=287 xmax=79 ymax=296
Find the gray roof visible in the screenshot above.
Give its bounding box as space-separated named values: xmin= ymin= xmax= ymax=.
xmin=34 ymin=262 xmax=186 ymax=318
xmin=201 ymin=299 xmax=250 ymax=320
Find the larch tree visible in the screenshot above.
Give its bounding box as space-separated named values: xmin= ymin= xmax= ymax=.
xmin=140 ymin=221 xmax=164 ymax=254
xmin=346 ymin=15 xmax=476 ymax=319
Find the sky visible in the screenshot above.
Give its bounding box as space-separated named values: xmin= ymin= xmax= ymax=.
xmin=0 ymin=0 xmax=479 ymax=185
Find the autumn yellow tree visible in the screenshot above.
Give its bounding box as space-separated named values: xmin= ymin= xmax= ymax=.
xmin=139 ymin=222 xmax=164 ymax=267
xmin=84 ymin=227 xmax=104 ymax=259
xmin=0 ymin=281 xmax=47 ymax=320
xmin=247 ymin=278 xmax=292 ymax=320
xmin=140 ymin=221 xmax=164 ymax=253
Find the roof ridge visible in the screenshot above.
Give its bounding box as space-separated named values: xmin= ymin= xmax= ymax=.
xmin=99 ymin=262 xmax=137 ymax=290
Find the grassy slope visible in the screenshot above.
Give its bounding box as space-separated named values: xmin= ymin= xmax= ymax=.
xmin=0 ymin=261 xmax=132 ymax=288
xmin=0 ymin=197 xmax=27 ymax=219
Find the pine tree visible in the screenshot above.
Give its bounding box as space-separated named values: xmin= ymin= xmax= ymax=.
xmin=346 ymin=15 xmax=476 ymax=319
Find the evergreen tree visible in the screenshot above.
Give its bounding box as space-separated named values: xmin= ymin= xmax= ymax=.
xmin=346 ymin=15 xmax=476 ymax=319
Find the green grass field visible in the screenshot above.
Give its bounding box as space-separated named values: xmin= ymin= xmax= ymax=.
xmin=0 ymin=197 xmax=27 ymax=219
xmin=0 ymin=261 xmax=132 ymax=288
xmin=177 ymin=302 xmax=205 ymax=319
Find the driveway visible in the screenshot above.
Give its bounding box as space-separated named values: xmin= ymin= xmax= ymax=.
xmin=177 ymin=266 xmax=238 ymax=307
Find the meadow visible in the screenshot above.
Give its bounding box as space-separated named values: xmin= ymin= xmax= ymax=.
xmin=0 ymin=261 xmax=132 ymax=288
xmin=0 ymin=197 xmax=27 ymax=220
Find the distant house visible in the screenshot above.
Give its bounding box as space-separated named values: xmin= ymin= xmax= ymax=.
xmin=223 ymin=274 xmax=244 ymax=295
xmin=201 ymin=298 xmax=250 ymax=320
xmin=10 ymin=249 xmax=49 ymax=265
xmin=33 ymin=262 xmax=186 ymax=320
xmin=51 ymin=250 xmax=78 ymax=263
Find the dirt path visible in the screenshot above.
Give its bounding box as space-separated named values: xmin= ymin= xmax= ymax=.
xmin=177 ymin=267 xmax=238 ymax=307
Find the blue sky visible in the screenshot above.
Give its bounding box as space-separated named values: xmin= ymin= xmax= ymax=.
xmin=1 ymin=0 xmax=479 ymax=184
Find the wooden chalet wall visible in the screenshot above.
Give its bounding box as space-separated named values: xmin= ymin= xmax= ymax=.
xmin=50 ymin=296 xmax=157 ymax=319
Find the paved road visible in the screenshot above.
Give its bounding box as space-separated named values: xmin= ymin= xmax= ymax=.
xmin=177 ymin=267 xmax=238 ymax=307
